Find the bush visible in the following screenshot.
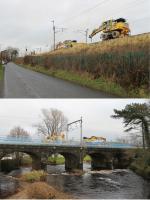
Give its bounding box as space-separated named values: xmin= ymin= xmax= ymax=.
xmin=130 ymin=149 xmax=150 ymax=179
xmin=84 ymin=155 xmax=91 ymax=162
xmin=48 ymin=155 xmax=65 ymax=165
xmin=21 ymin=170 xmax=47 ymax=182
xmin=27 ymin=182 xmax=56 ymax=199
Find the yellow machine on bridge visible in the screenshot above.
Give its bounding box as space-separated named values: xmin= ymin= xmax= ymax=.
xmin=83 ymin=136 xmax=106 ymax=143
xmin=89 ymin=18 xmax=130 ymax=41
xmin=44 ymin=133 xmax=65 ymax=143
xmin=56 ymin=40 xmax=77 ymax=50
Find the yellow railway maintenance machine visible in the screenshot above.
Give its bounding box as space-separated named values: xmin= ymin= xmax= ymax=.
xmin=89 ymin=18 xmax=130 ymax=41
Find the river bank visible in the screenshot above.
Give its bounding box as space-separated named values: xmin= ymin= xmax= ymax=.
xmin=8 ymin=181 xmax=72 ymax=199
xmin=130 ymin=149 xmax=150 ymax=180
xmin=1 ymin=170 xmax=71 ymax=199
xmin=1 ymin=164 xmax=150 ymax=199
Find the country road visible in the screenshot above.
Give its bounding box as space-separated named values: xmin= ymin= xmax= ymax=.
xmin=3 ymin=63 xmax=117 ymax=98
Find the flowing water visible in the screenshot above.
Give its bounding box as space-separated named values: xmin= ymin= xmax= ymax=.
xmin=46 ymin=163 xmax=150 ymax=199
xmin=0 ymin=164 xmax=150 ymax=199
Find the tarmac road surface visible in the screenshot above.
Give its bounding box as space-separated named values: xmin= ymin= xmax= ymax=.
xmin=3 ymin=63 xmax=117 ymax=98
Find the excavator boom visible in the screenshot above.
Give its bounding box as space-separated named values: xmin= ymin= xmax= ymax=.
xmin=89 ymin=26 xmax=103 ymax=38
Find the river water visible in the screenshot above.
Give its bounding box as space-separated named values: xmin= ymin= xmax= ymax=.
xmin=46 ymin=163 xmax=150 ymax=199
xmin=0 ymin=163 xmax=150 ymax=199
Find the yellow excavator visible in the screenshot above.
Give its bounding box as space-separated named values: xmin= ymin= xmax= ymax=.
xmin=56 ymin=40 xmax=77 ymax=49
xmin=89 ymin=18 xmax=130 ymax=41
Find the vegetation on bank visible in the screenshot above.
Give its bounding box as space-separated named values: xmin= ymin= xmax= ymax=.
xmin=84 ymin=155 xmax=92 ymax=162
xmin=17 ymin=63 xmax=147 ymax=98
xmin=47 ymin=155 xmax=92 ymax=165
xmin=9 ymin=178 xmax=71 ymax=199
xmin=18 ymin=171 xmax=71 ymax=199
xmin=20 ymin=170 xmax=47 ymax=182
xmin=27 ymin=182 xmax=70 ymax=199
xmin=16 ymin=33 xmax=150 ymax=98
xmin=48 ymin=155 xmax=65 ymax=165
xmin=130 ymin=149 xmax=150 ymax=180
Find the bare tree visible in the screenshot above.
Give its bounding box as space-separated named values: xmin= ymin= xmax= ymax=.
xmin=35 ymin=108 xmax=68 ymax=137
xmin=6 ymin=47 xmax=19 ymax=61
xmin=7 ymin=126 xmax=30 ymax=165
xmin=9 ymin=126 xmax=30 ymax=138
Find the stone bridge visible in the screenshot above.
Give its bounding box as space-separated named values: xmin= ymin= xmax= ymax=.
xmin=0 ymin=144 xmax=135 ymax=172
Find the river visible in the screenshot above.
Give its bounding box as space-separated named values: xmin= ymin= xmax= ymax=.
xmin=0 ymin=163 xmax=150 ymax=199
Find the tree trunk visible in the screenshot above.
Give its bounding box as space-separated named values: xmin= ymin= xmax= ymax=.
xmin=143 ymin=120 xmax=150 ymax=148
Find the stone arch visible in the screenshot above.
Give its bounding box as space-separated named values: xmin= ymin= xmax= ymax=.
xmin=88 ymin=152 xmax=113 ymax=170
xmin=112 ymin=150 xmax=133 ymax=169
xmin=0 ymin=150 xmax=42 ymax=171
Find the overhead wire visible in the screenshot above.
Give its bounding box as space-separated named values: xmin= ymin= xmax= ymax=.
xmin=56 ymin=0 xmax=148 ymax=41
xmin=60 ymin=0 xmax=112 ymax=25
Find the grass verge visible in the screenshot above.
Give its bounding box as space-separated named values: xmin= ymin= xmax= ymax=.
xmin=17 ymin=64 xmax=149 ymax=98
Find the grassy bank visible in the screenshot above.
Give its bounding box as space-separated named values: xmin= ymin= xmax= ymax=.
xmin=16 ymin=33 xmax=150 ymax=98
xmin=130 ymin=149 xmax=150 ymax=180
xmin=48 ymin=155 xmax=65 ymax=165
xmin=9 ymin=175 xmax=71 ymax=199
xmin=7 ymin=170 xmax=71 ymax=199
xmin=18 ymin=64 xmax=147 ymax=97
xmin=47 ymin=155 xmax=92 ymax=165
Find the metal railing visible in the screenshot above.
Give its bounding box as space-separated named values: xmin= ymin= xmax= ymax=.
xmin=0 ymin=135 xmax=136 ymax=148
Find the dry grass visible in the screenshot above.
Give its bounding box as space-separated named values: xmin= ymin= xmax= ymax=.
xmin=20 ymin=170 xmax=47 ymax=182
xmin=27 ymin=182 xmax=56 ymax=199
xmin=8 ymin=181 xmax=72 ymax=199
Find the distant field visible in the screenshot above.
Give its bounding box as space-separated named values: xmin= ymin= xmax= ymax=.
xmin=16 ymin=33 xmax=150 ymax=97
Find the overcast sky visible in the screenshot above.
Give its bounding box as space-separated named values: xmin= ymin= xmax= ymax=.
xmin=0 ymin=99 xmax=147 ymax=141
xmin=0 ymin=0 xmax=149 ymax=53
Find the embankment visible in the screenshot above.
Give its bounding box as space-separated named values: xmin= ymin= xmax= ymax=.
xmin=16 ymin=33 xmax=150 ymax=97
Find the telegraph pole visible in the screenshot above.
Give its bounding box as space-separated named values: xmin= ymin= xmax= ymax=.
xmin=80 ymin=117 xmax=83 ymax=147
xmin=51 ymin=20 xmax=56 ymax=51
xmin=67 ymin=117 xmax=83 ymax=147
xmin=85 ymin=29 xmax=89 ymax=44
xmin=66 ymin=124 xmax=68 ymax=142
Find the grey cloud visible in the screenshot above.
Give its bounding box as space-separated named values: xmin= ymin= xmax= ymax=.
xmin=0 ymin=0 xmax=149 ymax=51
